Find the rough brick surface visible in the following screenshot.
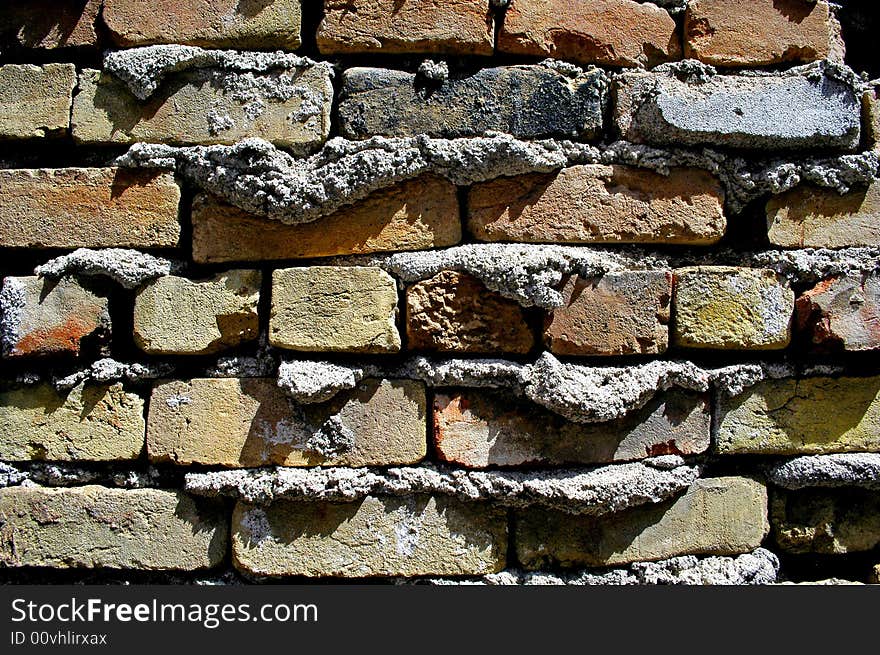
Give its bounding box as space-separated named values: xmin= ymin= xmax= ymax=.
xmin=865 ymin=89 xmax=880 ymax=151
xmin=0 ymin=64 xmax=75 ymax=139
xmin=772 ymin=488 xmax=880 ymax=554
xmin=766 ymin=183 xmax=880 ymax=248
xmin=517 ymin=477 xmax=769 ymax=568
xmin=544 ymin=271 xmax=671 ymax=356
xmin=148 ymin=378 xmax=426 ymax=467
xmin=796 ymin=274 xmax=880 ymax=351
xmin=0 ymin=383 xmax=144 ymax=462
xmin=191 ymin=176 xmax=460 ymax=263
xmin=0 ymin=486 xmax=227 ymax=569
xmin=1 ymin=276 xmax=108 ymax=358
xmin=338 ymin=65 xmax=606 ymax=140
xmin=317 ymin=0 xmax=493 ymax=56
xmin=615 ymin=68 xmax=861 ymax=150
xmin=102 ymin=0 xmax=302 ymax=48
xmin=0 ymin=1 xmax=100 ymax=49
xmin=232 ymin=495 xmax=506 ymax=577
xmin=72 ymin=66 xmax=332 ymax=150
xmin=406 ymin=271 xmax=534 ymax=354
xmin=498 ymin=0 xmax=680 ymax=68
xmin=270 ymin=267 xmax=401 ymax=353
xmin=468 ymin=165 xmax=726 ymax=245
xmin=0 ymin=168 xmax=181 ymax=249
xmin=433 ymin=389 xmax=710 ymax=468
xmin=673 ymin=267 xmax=794 ymax=350
xmin=684 ymin=0 xmax=835 ymax=66
xmin=134 ymin=271 xmax=261 ymax=355
xmin=717 ymin=377 xmax=880 ymax=455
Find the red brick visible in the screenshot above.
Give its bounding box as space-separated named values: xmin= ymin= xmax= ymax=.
xmin=544 ymin=271 xmax=672 ymax=356
xmin=406 ymin=271 xmax=535 ymax=354
xmin=191 ymin=176 xmax=460 ymax=263
xmin=498 ymin=0 xmax=680 ymax=68
xmin=685 ymin=0 xmax=835 ymax=66
xmin=102 ymin=0 xmax=301 ymax=48
xmin=317 ymin=0 xmax=493 ymax=56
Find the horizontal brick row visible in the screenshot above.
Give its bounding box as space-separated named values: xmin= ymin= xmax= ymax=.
xmin=0 ymin=476 xmax=773 ymax=575
xmin=1 ymin=1 xmax=840 ymax=70
xmin=7 ymin=264 xmax=880 ymax=359
xmin=3 ymin=373 xmax=880 ymax=466
xmin=0 ymin=486 xmax=226 ymax=570
xmin=3 ymin=478 xmax=876 ymax=574
xmin=6 ymin=168 xmax=880 ymax=254
xmin=0 ymin=61 xmax=865 ymax=151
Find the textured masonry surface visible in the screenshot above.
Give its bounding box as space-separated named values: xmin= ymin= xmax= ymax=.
xmin=1 ymin=0 xmax=880 ymax=586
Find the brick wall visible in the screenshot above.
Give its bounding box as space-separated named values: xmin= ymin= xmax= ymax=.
xmin=1 ymin=0 xmax=879 ymax=586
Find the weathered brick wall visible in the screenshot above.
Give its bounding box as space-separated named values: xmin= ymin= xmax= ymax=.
xmin=1 ymin=0 xmax=879 ymax=586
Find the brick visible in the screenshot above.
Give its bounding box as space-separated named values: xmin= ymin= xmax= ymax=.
xmin=232 ymin=495 xmax=506 ymax=577
xmin=0 ymin=64 xmax=75 ymax=139
xmin=517 ymin=477 xmax=768 ymax=568
xmin=71 ymin=66 xmax=331 ymax=150
xmin=796 ymin=274 xmax=880 ymax=351
xmin=544 ymin=271 xmax=671 ymax=356
xmin=338 ymin=65 xmax=606 ymax=140
xmin=270 ymin=267 xmax=401 ymax=353
xmin=102 ymin=0 xmax=301 ymax=48
xmin=433 ymin=389 xmax=710 ymax=468
xmin=147 ymin=378 xmax=426 ymax=467
xmin=406 ymin=271 xmax=534 ymax=354
xmin=716 ymin=376 xmax=880 ymax=455
xmin=317 ymin=0 xmax=493 ymax=56
xmin=0 ymin=486 xmax=226 ymax=570
xmin=766 ymin=183 xmax=880 ymax=248
xmin=772 ymin=488 xmax=880 ymax=554
xmin=673 ymin=267 xmax=794 ymax=350
xmin=864 ymin=89 xmax=880 ymax=151
xmin=191 ymin=176 xmax=461 ymax=264
xmin=0 ymin=382 xmax=144 ymax=462
xmin=134 ymin=270 xmax=261 ymax=355
xmin=498 ymin=0 xmax=680 ymax=68
xmin=0 ymin=0 xmax=100 ymax=48
xmin=1 ymin=276 xmax=108 ymax=358
xmin=0 ymin=168 xmax=180 ymax=249
xmin=684 ymin=0 xmax=835 ymax=66
xmin=468 ymin=165 xmax=726 ymax=245
xmin=615 ymin=68 xmax=861 ymax=151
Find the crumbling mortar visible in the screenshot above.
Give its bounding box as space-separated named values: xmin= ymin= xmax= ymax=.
xmin=416 ymin=548 xmax=780 ymax=585
xmin=115 ymin=134 xmax=880 ymax=223
xmin=184 ymin=459 xmax=702 ymax=515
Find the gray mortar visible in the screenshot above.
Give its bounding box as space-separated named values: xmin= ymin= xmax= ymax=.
xmin=35 ymin=249 xmax=177 ymax=289
xmin=184 ymin=460 xmax=701 ymax=514
xmin=416 ymin=60 xmax=449 ymax=83
xmin=0 ymin=276 xmax=25 ymax=357
xmin=642 ymin=0 xmax=687 ymax=14
xmin=768 ymin=453 xmax=880 ymax=490
xmin=208 ymin=334 xmax=278 ymax=378
xmin=52 ymin=358 xmax=175 ymax=392
xmin=277 ymin=360 xmax=365 ymax=403
xmin=0 ymin=462 xmax=28 ymax=488
xmin=303 ymin=416 xmax=356 ymax=458
xmin=103 ymin=45 xmax=331 ymax=101
xmin=381 ymin=244 xmax=629 ymax=308
xmin=115 ymin=134 xmax=879 ymax=221
xmin=423 ymin=549 xmax=779 ymax=585
xmin=276 ymin=353 xmax=815 ymax=424
xmin=748 ymin=247 xmax=880 ymax=285
xmin=0 ymin=463 xmax=162 ymax=489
